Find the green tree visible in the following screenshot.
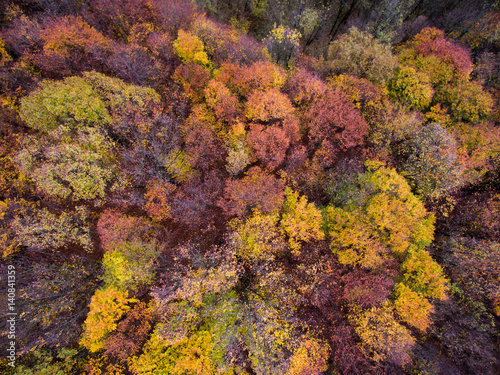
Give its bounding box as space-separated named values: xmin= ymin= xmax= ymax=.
xmin=16 ymin=72 xmax=160 ymax=201
xmin=19 ymin=77 xmax=111 ymax=133
xmin=14 ymin=127 xmax=116 ymax=201
xmin=13 ymin=349 xmax=78 ymax=375
xmin=436 ymin=80 xmax=493 ymax=123
xmin=388 ymin=66 xmax=434 ymax=110
xmin=102 ymin=240 xmax=159 ymax=290
xmin=327 ymin=27 xmax=398 ymax=85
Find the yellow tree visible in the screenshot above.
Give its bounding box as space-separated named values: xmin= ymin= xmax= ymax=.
xmin=280 ymin=188 xmax=324 ymax=255
xmin=80 ymin=286 xmax=138 ymax=352
xmin=324 ymin=161 xmax=435 ymax=267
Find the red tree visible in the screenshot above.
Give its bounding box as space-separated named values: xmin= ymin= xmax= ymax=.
xmin=247 ymin=123 xmax=290 ymax=170
xmin=409 ymin=27 xmax=473 ymax=79
xmin=304 ymin=89 xmax=368 ymax=162
xmin=218 ymin=166 xmax=285 ymax=217
xmin=97 ymin=210 xmax=153 ymax=252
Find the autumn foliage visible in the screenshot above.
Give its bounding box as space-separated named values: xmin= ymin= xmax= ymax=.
xmin=3 ymin=1 xmax=500 ymax=374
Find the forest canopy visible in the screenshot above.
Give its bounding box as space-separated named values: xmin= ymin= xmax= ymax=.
xmin=1 ymin=0 xmax=500 ymax=374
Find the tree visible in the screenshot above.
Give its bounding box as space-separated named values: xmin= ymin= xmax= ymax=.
xmin=394 ymin=283 xmax=433 ymax=332
xmin=88 ymin=0 xmax=159 ymax=39
xmin=454 ymin=121 xmax=500 ymax=184
xmin=226 ymin=141 xmax=251 ymax=175
xmin=35 ymin=15 xmax=112 ymax=77
xmin=403 ymin=27 xmax=473 ymax=81
xmin=169 ymin=171 xmax=224 ymax=228
xmin=230 ymin=211 xmax=285 ymax=263
xmin=286 ymin=338 xmax=330 ymax=375
xmin=279 ymin=188 xmax=324 ymax=255
xmin=324 ymin=161 xmax=435 ymax=268
xmin=396 ymin=123 xmax=463 ymax=198
xmin=219 ymin=166 xmax=285 ymax=217
xmin=79 ymin=71 xmax=160 ymax=119
xmin=80 ymin=286 xmax=138 ymax=353
xmin=327 ymin=74 xmax=385 ymax=116
xmin=245 ymin=88 xmax=295 ymax=123
xmin=191 ymin=14 xmax=266 ymax=65
xmin=342 ymin=267 xmax=395 ymax=309
xmin=104 ymin=302 xmax=154 ymax=360
xmin=327 ymin=27 xmax=398 ymax=85
xmin=16 ymin=72 xmax=161 ymax=201
xmin=173 ymin=29 xmax=211 ymax=68
xmin=144 ymin=180 xmax=176 ymax=222
xmin=106 ymin=42 xmax=161 ymax=86
xmin=3 ymin=252 xmax=101 ymax=354
xmin=304 ymin=89 xmax=368 ymax=164
xmin=264 ymin=25 xmax=302 ymax=67
xmin=97 ymin=210 xmax=154 ymax=252
xmin=413 ymin=54 xmax=455 ymax=86
xmin=217 ymin=61 xmax=286 ymax=97
xmin=129 ymin=326 xmax=218 ymax=375
xmin=388 ymin=66 xmax=434 ymax=110
xmin=173 ymin=61 xmax=212 ymax=102
xmin=247 ymin=124 xmax=290 ymax=169
xmin=436 ymin=80 xmax=493 ymax=123
xmin=351 ymin=304 xmax=415 ymax=366
xmin=204 ymin=79 xmax=239 ymax=124
xmin=400 ymin=249 xmax=449 ymax=300
xmin=116 ymin=113 xmax=182 ymax=188
xmin=19 ymin=77 xmax=112 ymax=133
xmin=102 ymin=240 xmax=159 ymax=290
xmin=14 ymin=128 xmax=116 ymax=201
xmin=182 ymin=108 xmax=225 ymax=171
xmin=12 ymin=206 xmax=92 ymax=252
xmin=12 ymin=349 xmax=79 ymax=375
xmin=284 ymin=68 xmax=327 ymax=109
xmin=442 ymin=236 xmax=500 ymax=316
